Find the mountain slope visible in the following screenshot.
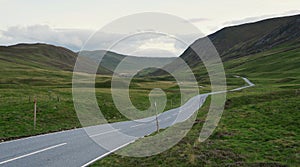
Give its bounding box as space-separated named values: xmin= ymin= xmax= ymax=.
xmin=209 ymin=14 xmax=300 ymax=59
xmin=92 ymin=16 xmax=300 ymax=167
xmin=80 ymin=50 xmax=175 ymax=75
xmin=0 ymin=43 xmax=176 ymax=76
xmin=150 ymin=14 xmax=300 ymax=76
xmin=0 ymin=43 xmax=77 ymax=71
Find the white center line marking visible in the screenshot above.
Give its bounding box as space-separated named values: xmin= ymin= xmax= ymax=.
xmin=81 ymin=139 xmax=137 ymax=167
xmin=90 ymin=129 xmax=120 ymax=137
xmin=130 ymin=124 xmax=144 ymax=128
xmin=0 ymin=143 xmax=67 ymax=165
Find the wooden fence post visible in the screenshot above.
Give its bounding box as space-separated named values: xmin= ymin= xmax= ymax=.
xmin=34 ymin=97 xmax=37 ymax=129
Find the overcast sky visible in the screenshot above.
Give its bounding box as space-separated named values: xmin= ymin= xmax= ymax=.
xmin=0 ymin=0 xmax=299 ymax=57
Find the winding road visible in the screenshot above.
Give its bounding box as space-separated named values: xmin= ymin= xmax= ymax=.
xmin=0 ymin=76 xmax=254 ymax=167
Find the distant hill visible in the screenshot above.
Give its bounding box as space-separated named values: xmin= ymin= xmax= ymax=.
xmin=79 ymin=50 xmax=175 ymax=75
xmin=0 ymin=43 xmax=175 ymax=75
xmin=0 ymin=43 xmax=118 ymax=74
xmin=0 ymin=43 xmax=77 ymax=71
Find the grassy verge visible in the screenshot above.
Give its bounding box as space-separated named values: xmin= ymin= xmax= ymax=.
xmin=91 ymin=76 xmax=299 ymax=167
xmin=91 ymin=46 xmax=300 ymax=166
xmin=0 ymin=65 xmax=214 ymax=141
xmin=1 ymin=44 xmax=299 ymax=166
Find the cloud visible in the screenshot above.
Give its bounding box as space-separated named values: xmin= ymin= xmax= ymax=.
xmin=0 ymin=25 xmax=94 ymax=51
xmin=222 ymin=10 xmax=300 ymax=27
xmin=105 ymin=32 xmax=188 ymax=57
xmin=0 ymin=24 xmax=200 ymax=57
xmin=186 ymin=18 xmax=210 ymax=23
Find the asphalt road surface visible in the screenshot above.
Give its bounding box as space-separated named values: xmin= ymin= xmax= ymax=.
xmin=0 ymin=77 xmax=254 ymax=167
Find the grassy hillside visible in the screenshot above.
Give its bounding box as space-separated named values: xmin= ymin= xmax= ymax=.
xmin=91 ymin=16 xmax=300 ymax=166
xmin=92 ymin=42 xmax=300 ymax=167
xmin=151 ymin=14 xmax=300 ymax=75
xmin=0 ymin=62 xmax=185 ymax=141
xmin=0 ymin=44 xmax=179 ymax=141
xmin=0 ymin=43 xmax=77 ymax=71
xmin=0 ymin=43 xmax=116 ymax=74
xmin=0 ymin=40 xmax=179 ymax=142
xmin=208 ymin=14 xmax=300 ymax=59
xmin=80 ymin=50 xmax=175 ymax=75
xmin=0 ymin=43 xmax=175 ymax=76
xmin=0 ymin=14 xmax=299 ymax=166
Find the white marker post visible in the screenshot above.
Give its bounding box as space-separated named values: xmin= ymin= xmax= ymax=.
xmin=34 ymin=97 xmax=37 ymax=129
xmin=155 ymin=101 xmax=159 ymax=133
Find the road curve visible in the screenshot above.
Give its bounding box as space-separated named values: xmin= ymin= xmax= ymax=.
xmin=0 ymin=76 xmax=254 ymax=167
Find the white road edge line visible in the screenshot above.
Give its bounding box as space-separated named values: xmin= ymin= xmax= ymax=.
xmin=81 ymin=139 xmax=136 ymax=167
xmin=90 ymin=129 xmax=120 ymax=138
xmin=130 ymin=124 xmax=144 ymax=128
xmin=0 ymin=76 xmax=255 ymax=166
xmin=0 ymin=143 xmax=67 ymax=165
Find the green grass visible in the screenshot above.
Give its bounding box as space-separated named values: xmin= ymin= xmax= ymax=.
xmin=91 ymin=44 xmax=300 ymax=166
xmin=0 ymin=61 xmax=205 ymax=141
xmin=0 ymin=42 xmax=299 ymax=166
xmin=91 ymin=79 xmax=299 ymax=166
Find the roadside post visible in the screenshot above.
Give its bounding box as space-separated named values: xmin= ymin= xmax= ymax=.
xmin=34 ymin=97 xmax=37 ymax=129
xmin=155 ymin=101 xmax=159 ymax=133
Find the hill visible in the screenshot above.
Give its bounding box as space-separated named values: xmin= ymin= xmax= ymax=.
xmin=0 ymin=43 xmax=176 ymax=76
xmin=92 ymin=16 xmax=300 ymax=166
xmin=80 ymin=50 xmax=175 ymax=75
xmin=208 ymin=14 xmax=300 ymax=60
xmin=0 ymin=43 xmax=120 ymax=74
xmin=0 ymin=14 xmax=299 ymax=166
xmin=0 ymin=43 xmax=77 ymax=71
xmin=151 ymin=14 xmax=300 ymax=75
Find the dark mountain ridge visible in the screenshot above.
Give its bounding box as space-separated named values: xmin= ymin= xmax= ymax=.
xmin=187 ymin=14 xmax=300 ymax=64
xmin=151 ymin=14 xmax=300 ymax=76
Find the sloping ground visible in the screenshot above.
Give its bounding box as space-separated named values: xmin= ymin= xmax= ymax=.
xmin=208 ymin=14 xmax=300 ymax=60
xmin=80 ymin=50 xmax=175 ymax=74
xmin=92 ymin=43 xmax=300 ymax=167
xmin=0 ymin=43 xmax=115 ymax=74
xmin=151 ymin=14 xmax=300 ymax=76
xmin=0 ymin=43 xmax=77 ymax=71
xmin=90 ymin=18 xmax=300 ymax=165
xmin=0 ymin=43 xmax=176 ymax=76
xmin=0 ymin=14 xmax=299 ymax=166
